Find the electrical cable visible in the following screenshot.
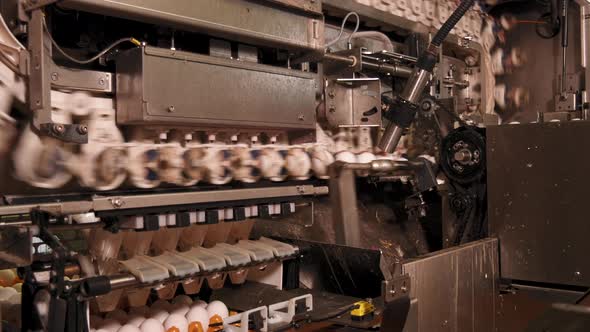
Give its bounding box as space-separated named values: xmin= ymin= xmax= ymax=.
xmin=431 ymin=0 xmax=475 ymax=47
xmin=41 ymin=17 xmax=140 ymax=65
xmin=325 ymin=12 xmax=360 ymax=49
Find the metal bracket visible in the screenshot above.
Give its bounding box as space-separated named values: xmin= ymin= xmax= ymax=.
xmin=50 ymin=63 xmax=113 ymax=93
xmin=382 ymin=274 xmax=411 ymax=303
xmin=27 ymin=9 xmax=88 ymax=143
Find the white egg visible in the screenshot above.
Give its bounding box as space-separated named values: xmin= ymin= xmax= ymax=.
xmin=163 ymin=314 xmax=188 ymax=332
xmin=185 ymin=306 xmax=208 ymax=330
xmin=335 ymin=151 xmax=357 ymax=163
xmin=100 ymin=318 xmax=122 ymax=332
xmin=128 ymin=306 xmax=150 ymax=317
xmin=356 ymin=152 xmax=376 ymax=164
xmin=12 ymin=283 xmax=22 ymax=293
xmin=151 ymin=299 xmax=172 ymax=312
xmin=169 ymin=303 xmax=189 ymax=317
xmin=90 ymin=315 xmax=104 ymax=329
xmin=0 ymin=287 xmax=17 ymax=301
xmin=206 ymin=301 xmax=228 ymax=319
xmin=149 ymin=308 xmax=169 ymax=323
xmin=126 ymin=314 xmax=146 ymax=327
xmin=172 ymin=295 xmax=193 ymax=306
xmin=190 ymin=300 xmax=207 ymax=309
xmin=0 ymin=269 xmax=16 ymax=286
xmin=118 ymin=324 xmax=141 ymax=332
xmin=105 ymin=309 xmax=128 ymax=324
xmin=140 ymin=318 xmax=164 ymax=332
xmin=7 ymin=292 xmax=20 ymax=304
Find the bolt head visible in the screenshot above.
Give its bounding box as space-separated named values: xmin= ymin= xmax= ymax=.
xmin=52 ymin=124 xmax=65 ymax=135
xmin=77 ymin=125 xmax=88 ymax=135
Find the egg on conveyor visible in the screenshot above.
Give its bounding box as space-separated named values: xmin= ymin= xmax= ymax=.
xmin=172 ymin=295 xmax=193 ymax=306
xmin=126 ymin=314 xmax=146 ymax=327
xmin=169 ymin=303 xmax=190 ymax=317
xmin=139 ymin=318 xmax=165 ymax=332
xmin=12 ymin=283 xmax=22 ymax=293
xmin=190 ymin=300 xmax=207 ymax=309
xmin=0 ymin=269 xmax=16 ymax=286
xmin=100 ymin=318 xmax=122 ymax=332
xmin=206 ymin=301 xmax=229 ymax=319
xmin=0 ymin=287 xmax=17 ymax=301
xmin=185 ymin=306 xmax=208 ymax=331
xmin=149 ymin=308 xmax=169 ymax=323
xmin=118 ymin=324 xmax=141 ymax=332
xmin=163 ymin=314 xmax=188 ymax=332
xmin=6 ymin=292 xmax=20 ymax=304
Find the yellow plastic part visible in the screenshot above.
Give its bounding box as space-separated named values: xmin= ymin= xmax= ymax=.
xmin=130 ymin=38 xmax=142 ymax=46
xmin=350 ymin=301 xmax=375 ymax=318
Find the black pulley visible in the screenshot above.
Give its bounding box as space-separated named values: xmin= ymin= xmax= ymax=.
xmin=440 ymin=126 xmax=486 ymax=184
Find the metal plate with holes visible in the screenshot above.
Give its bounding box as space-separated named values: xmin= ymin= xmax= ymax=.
xmin=116 ymin=46 xmax=317 ymax=130
xmin=488 ymin=121 xmax=590 ymax=287
xmin=61 ymin=0 xmax=324 ymax=52
xmin=325 ymin=78 xmax=381 ymax=128
xmin=382 ymin=274 xmax=411 ymax=302
xmin=402 ymin=238 xmax=498 ymax=332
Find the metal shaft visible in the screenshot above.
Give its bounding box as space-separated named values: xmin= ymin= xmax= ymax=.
xmin=561 ymin=0 xmax=569 ymax=95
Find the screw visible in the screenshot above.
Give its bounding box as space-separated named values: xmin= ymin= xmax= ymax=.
xmin=52 ymin=124 xmax=65 ymax=135
xmin=329 ymin=105 xmax=336 ymax=113
xmin=50 ymin=72 xmax=59 ymax=81
xmin=296 ymin=186 xmax=305 ymax=194
xmin=98 ymin=78 xmax=105 ymax=86
xmin=328 ymin=90 xmax=336 ymax=98
xmin=168 ymin=105 xmax=175 ymax=112
xmin=421 ymin=100 xmax=433 ymax=111
xmin=298 ymin=114 xmax=305 ymax=121
xmin=111 ymin=198 xmax=124 ymax=208
xmin=77 ymin=125 xmax=88 ymax=135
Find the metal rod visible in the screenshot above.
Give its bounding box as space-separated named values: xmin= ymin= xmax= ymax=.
xmin=561 ymin=0 xmax=569 ymax=95
xmin=322 ymin=53 xmax=413 ymax=78
xmin=361 ymin=59 xmax=412 ymax=78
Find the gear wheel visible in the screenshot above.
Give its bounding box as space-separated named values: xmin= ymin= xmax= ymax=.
xmin=440 ymin=126 xmax=486 ymax=184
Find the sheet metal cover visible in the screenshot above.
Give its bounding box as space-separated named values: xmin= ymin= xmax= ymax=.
xmin=488 ymin=121 xmax=590 ymax=287
xmin=116 ymin=47 xmax=317 ymax=129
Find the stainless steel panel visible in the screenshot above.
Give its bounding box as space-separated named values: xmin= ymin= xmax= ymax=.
xmin=402 ymin=238 xmax=498 ymax=332
xmin=488 ymin=121 xmax=590 ymax=287
xmin=116 ymin=46 xmax=317 ymax=130
xmin=61 ymin=0 xmax=323 ymax=53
